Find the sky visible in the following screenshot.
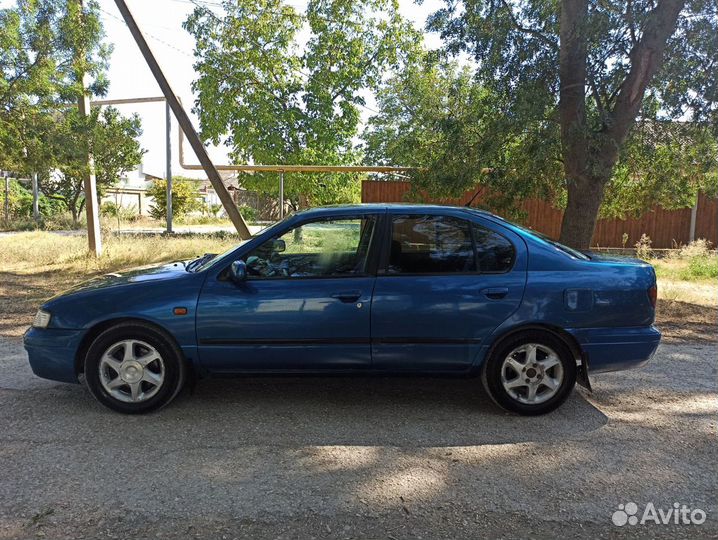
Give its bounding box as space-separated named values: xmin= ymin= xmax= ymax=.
xmin=92 ymin=0 xmax=445 ymax=179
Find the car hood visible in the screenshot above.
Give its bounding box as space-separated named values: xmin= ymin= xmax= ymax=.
xmin=57 ymin=260 xmax=190 ymax=297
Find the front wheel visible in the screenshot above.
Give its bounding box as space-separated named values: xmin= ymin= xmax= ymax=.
xmin=84 ymin=322 xmax=186 ymax=414
xmin=481 ymin=331 xmax=577 ymax=415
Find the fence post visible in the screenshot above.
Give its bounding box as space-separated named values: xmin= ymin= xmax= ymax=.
xmin=4 ymin=176 xmax=9 ymax=222
xmin=689 ymin=196 xmax=698 ymax=243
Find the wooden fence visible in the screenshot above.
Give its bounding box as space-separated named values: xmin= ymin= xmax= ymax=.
xmin=361 ymin=180 xmax=718 ymax=249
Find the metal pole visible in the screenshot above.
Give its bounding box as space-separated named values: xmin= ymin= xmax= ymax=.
xmin=76 ymin=0 xmax=102 ymax=256
xmin=166 ymin=101 xmax=173 ymax=234
xmin=3 ymin=176 xmax=9 ymax=222
xmin=689 ymin=196 xmax=698 ymax=243
xmin=279 ymin=171 xmax=284 ymax=220
xmin=113 ymin=0 xmax=251 ymax=239
xmin=115 ymin=190 xmax=120 ymax=232
xmin=32 ymin=172 xmax=39 ymax=222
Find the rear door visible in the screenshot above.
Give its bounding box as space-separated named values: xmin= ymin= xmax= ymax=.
xmin=370 ymin=212 xmax=526 ymax=371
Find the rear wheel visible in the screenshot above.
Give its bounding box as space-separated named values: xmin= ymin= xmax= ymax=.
xmin=84 ymin=322 xmax=186 ymax=414
xmin=481 ymin=330 xmax=576 ymax=415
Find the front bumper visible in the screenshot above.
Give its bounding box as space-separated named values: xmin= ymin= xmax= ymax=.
xmin=23 ymin=327 xmax=85 ymax=384
xmin=567 ymin=325 xmax=661 ymax=374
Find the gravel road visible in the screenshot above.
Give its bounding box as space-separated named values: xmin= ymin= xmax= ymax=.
xmin=0 ymin=337 xmax=715 ymax=539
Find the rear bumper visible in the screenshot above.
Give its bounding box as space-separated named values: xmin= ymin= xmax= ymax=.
xmin=567 ymin=326 xmax=661 ymax=374
xmin=23 ymin=327 xmax=85 ymax=384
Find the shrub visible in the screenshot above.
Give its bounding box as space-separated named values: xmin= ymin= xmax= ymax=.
xmin=147 ymin=178 xmax=202 ymax=220
xmin=635 ymin=234 xmax=653 ymax=260
xmin=678 ymin=238 xmax=712 ymax=259
xmin=101 ymin=201 xmax=139 ymax=221
xmin=682 ymin=255 xmax=718 ymax=280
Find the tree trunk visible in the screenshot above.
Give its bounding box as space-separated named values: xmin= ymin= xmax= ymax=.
xmin=556 ymin=0 xmax=685 ymax=248
xmin=559 ymin=175 xmax=608 ymax=249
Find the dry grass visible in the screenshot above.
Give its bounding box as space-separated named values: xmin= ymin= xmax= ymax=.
xmin=1 ymin=231 xmax=716 ymax=342
xmin=2 ymin=231 xmax=238 ymax=275
xmin=1 ymin=231 xmax=238 ymax=337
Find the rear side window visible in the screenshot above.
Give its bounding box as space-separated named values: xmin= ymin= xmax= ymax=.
xmin=472 ymin=223 xmax=515 ymax=272
xmin=388 ymin=215 xmax=476 ymax=274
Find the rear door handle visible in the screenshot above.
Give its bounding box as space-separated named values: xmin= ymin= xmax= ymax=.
xmin=482 ymin=287 xmax=509 ymax=300
xmin=331 ymin=290 xmax=362 ymax=303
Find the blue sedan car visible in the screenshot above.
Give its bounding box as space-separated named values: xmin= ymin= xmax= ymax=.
xmin=24 ymin=204 xmax=660 ymax=415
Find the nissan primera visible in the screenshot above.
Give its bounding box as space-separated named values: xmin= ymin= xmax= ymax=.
xmin=24 ymin=205 xmax=660 ymax=415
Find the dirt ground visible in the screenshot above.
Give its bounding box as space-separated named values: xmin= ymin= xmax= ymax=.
xmin=0 ymin=336 xmax=715 ymax=539
xmin=654 ymin=299 xmax=717 ymax=344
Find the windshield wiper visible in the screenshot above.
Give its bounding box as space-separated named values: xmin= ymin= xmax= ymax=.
xmin=185 ymin=253 xmax=217 ymax=272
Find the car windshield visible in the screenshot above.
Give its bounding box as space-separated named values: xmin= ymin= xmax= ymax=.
xmin=468 ymin=210 xmax=590 ymax=260
xmin=189 ymin=220 xmax=288 ymax=272
xmin=532 ymin=231 xmax=590 ymax=260
xmin=514 ymin=225 xmax=590 ymax=260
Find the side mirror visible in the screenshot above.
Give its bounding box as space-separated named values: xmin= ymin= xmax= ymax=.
xmin=229 ymin=260 xmax=247 ymax=282
xmin=272 ymin=238 xmax=286 ymax=253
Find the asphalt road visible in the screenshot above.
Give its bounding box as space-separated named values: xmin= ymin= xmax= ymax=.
xmin=0 ymin=337 xmax=715 ymax=539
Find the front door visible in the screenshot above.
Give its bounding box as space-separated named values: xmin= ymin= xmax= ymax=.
xmin=371 ymin=213 xmax=525 ymax=372
xmin=196 ymin=215 xmax=379 ymax=372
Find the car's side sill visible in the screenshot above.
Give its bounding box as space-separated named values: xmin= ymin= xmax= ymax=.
xmin=199 ymin=337 xmax=483 ymax=346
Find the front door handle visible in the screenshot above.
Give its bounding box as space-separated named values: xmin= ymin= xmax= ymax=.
xmin=482 ymin=287 xmax=509 ymax=300
xmin=331 ymin=290 xmax=362 ymax=303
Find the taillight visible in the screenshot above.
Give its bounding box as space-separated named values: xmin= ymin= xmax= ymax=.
xmin=648 ymin=285 xmax=657 ymax=308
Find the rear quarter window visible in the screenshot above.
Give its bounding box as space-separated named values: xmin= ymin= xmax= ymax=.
xmin=472 ymin=223 xmax=515 ymax=272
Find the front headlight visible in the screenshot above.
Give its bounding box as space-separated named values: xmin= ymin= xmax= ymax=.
xmin=32 ymin=309 xmax=51 ymax=328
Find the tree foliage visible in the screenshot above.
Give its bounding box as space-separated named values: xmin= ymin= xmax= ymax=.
xmin=363 ymin=53 xmax=564 ymax=217
xmin=185 ymin=0 xmax=415 ymax=207
xmin=39 ymin=106 xmax=144 ymax=223
xmin=395 ymin=0 xmax=718 ymax=247
xmin=0 ymin=0 xmax=143 ymax=226
xmin=1 ymin=0 xmax=110 ymax=173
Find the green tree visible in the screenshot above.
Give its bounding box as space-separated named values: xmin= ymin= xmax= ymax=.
xmin=39 ymin=106 xmax=144 ymax=224
xmin=147 ymin=177 xmax=202 ymax=221
xmin=421 ymin=0 xmax=717 ymax=248
xmin=0 ymin=0 xmax=110 ymax=175
xmin=363 ymin=50 xmax=717 ymax=221
xmin=184 ymin=0 xmax=414 ymax=208
xmin=363 ymin=53 xmax=564 ymax=216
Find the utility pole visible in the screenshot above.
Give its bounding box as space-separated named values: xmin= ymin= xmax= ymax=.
xmin=113 ymin=0 xmax=251 ymax=239
xmin=165 ymin=101 xmax=173 ymax=233
xmin=32 ymin=172 xmax=39 ymax=223
xmin=3 ymin=176 xmax=8 ymax=223
xmin=76 ymin=0 xmax=102 ymax=256
xmin=279 ymin=171 xmax=284 ymax=219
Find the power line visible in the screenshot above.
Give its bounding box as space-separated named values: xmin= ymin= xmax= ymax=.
xmin=99 ymin=6 xmax=195 ymax=58
xmin=100 ymin=1 xmax=381 ymax=115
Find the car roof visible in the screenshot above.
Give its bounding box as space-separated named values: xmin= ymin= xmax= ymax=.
xmin=294 ymin=203 xmax=499 ymax=218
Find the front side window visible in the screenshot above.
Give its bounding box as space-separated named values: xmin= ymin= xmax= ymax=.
xmin=387 ymin=215 xmax=476 ymax=274
xmin=243 ymin=217 xmax=376 ymax=278
xmin=472 ymin=224 xmax=515 ymax=272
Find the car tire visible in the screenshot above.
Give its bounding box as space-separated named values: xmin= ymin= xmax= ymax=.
xmin=481 ymin=330 xmax=576 ymax=415
xmin=84 ymin=322 xmax=186 ymax=414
